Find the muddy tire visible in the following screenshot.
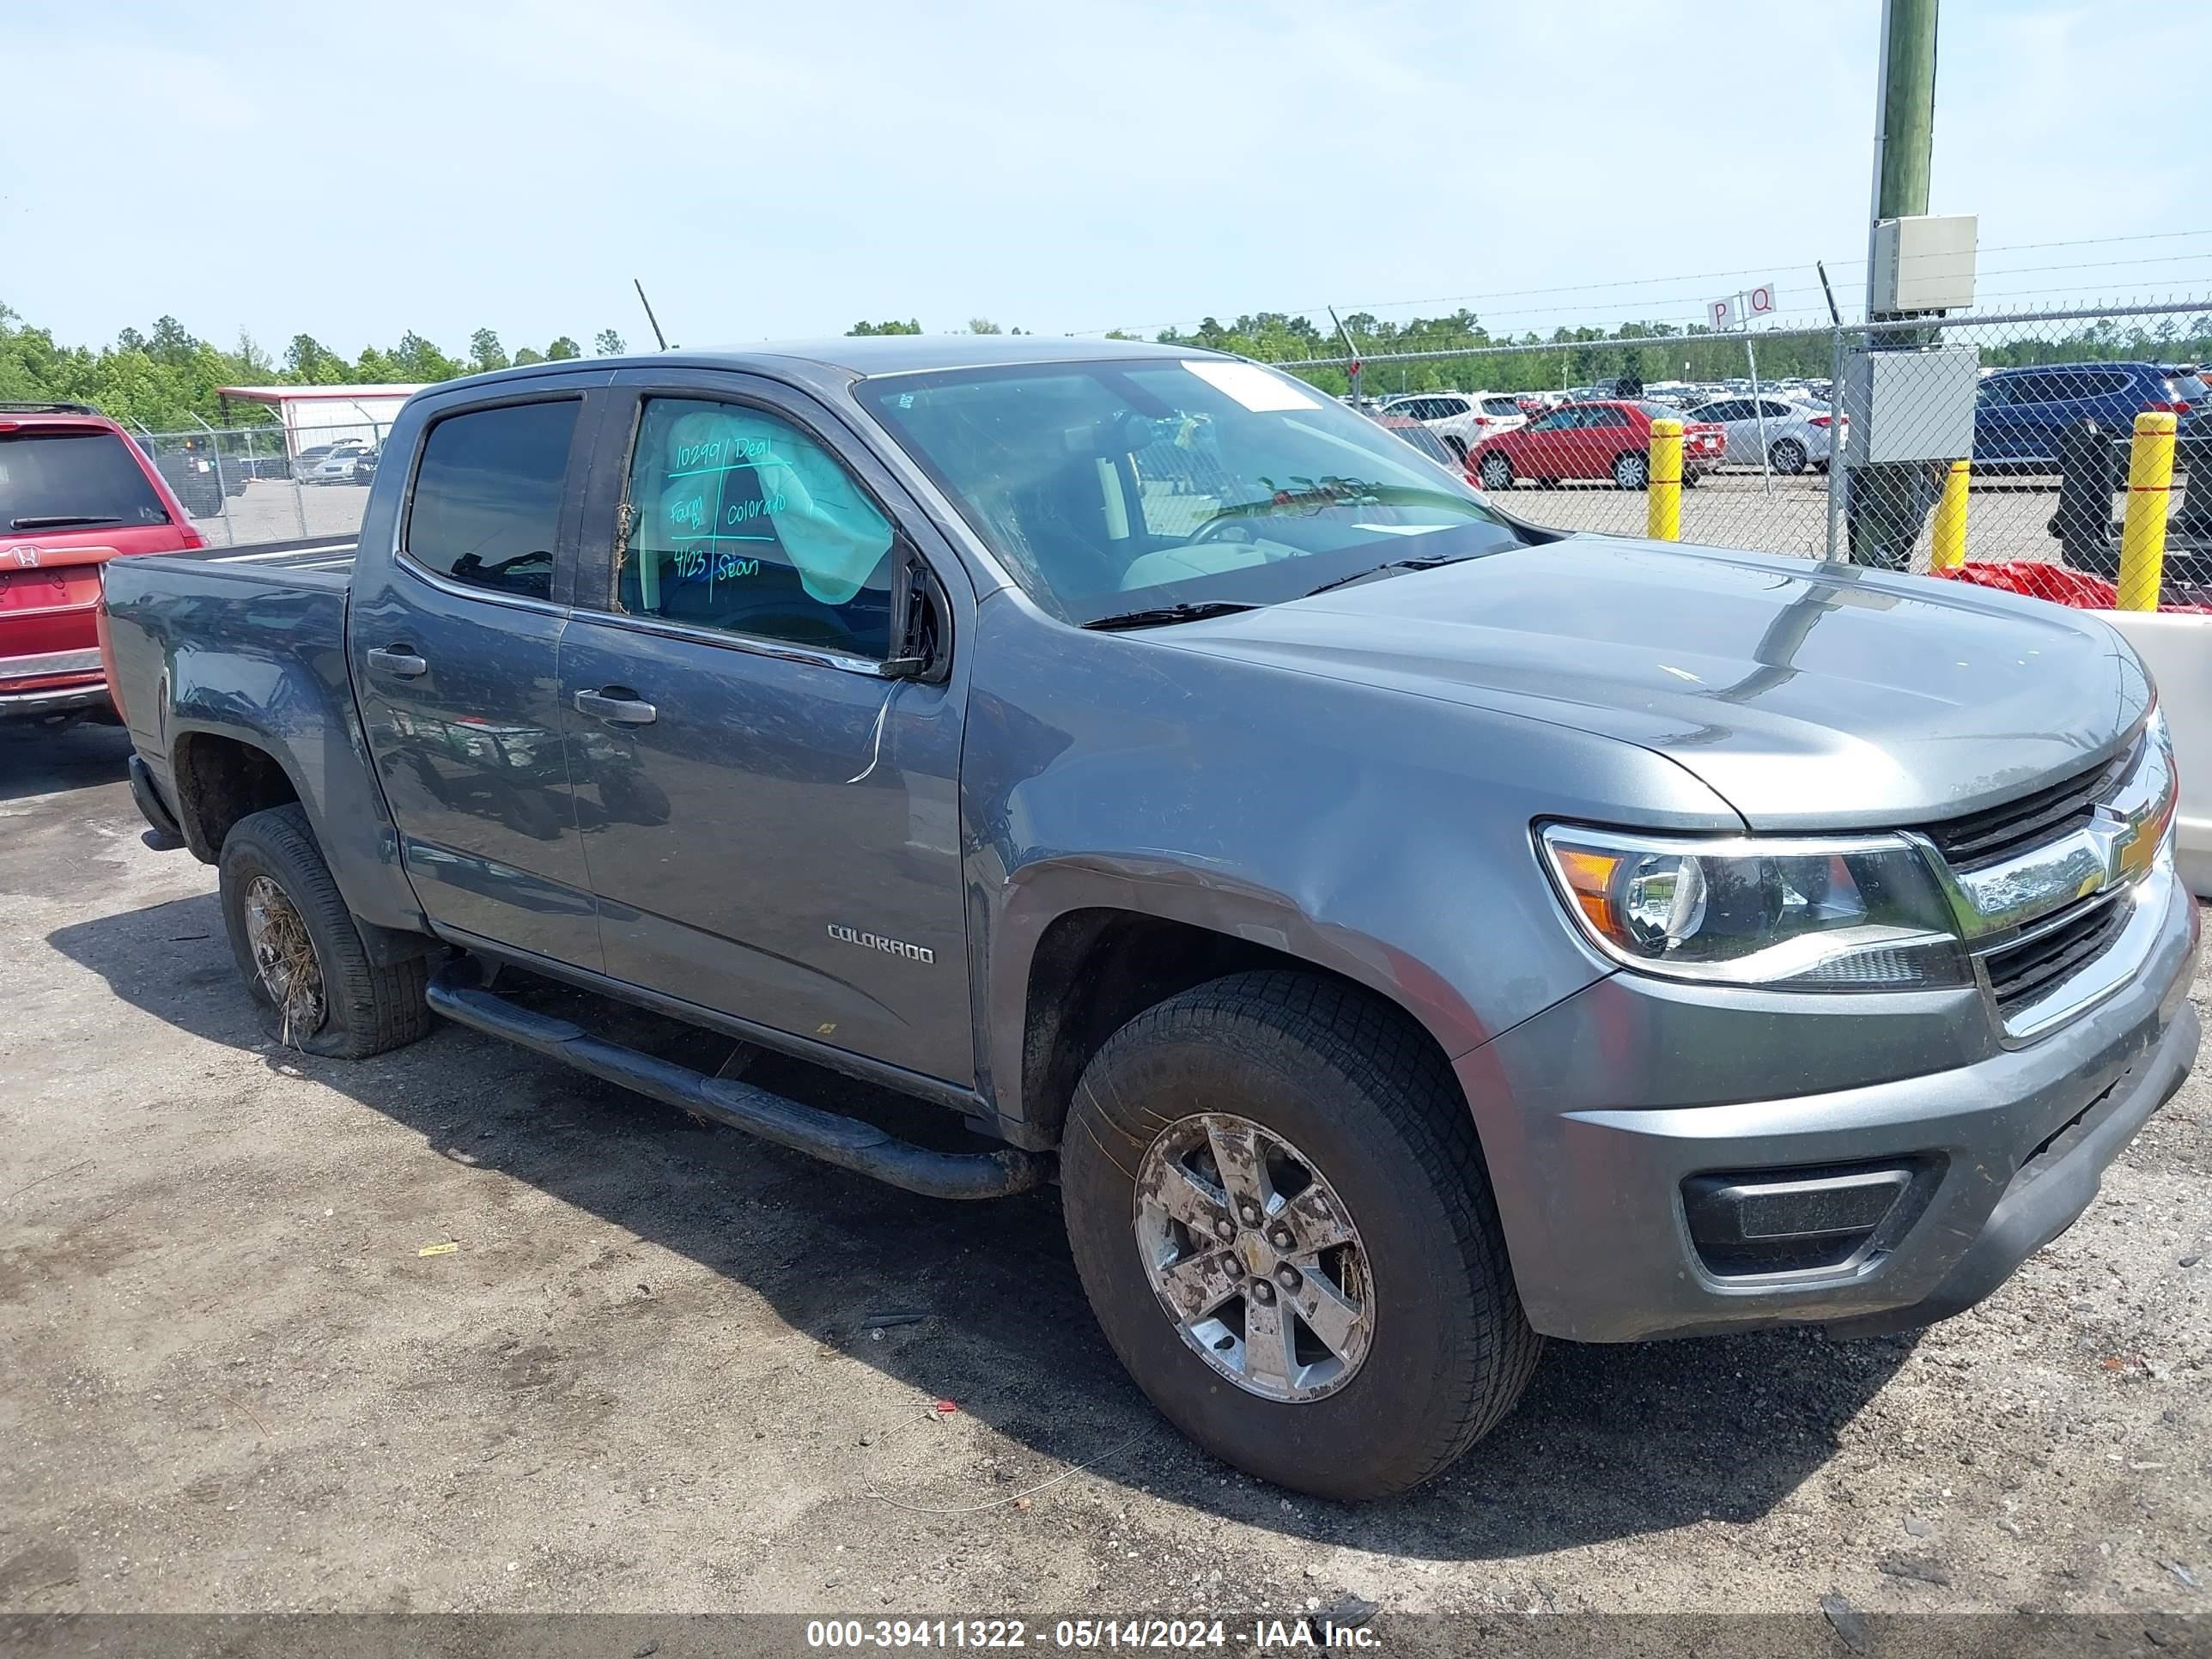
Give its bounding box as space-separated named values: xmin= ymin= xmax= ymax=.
xmin=1060 ymin=971 xmax=1540 ymax=1501
xmin=218 ymin=804 xmax=432 ymax=1059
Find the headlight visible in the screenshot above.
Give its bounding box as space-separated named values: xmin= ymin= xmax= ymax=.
xmin=1537 ymin=824 xmax=1970 ymax=990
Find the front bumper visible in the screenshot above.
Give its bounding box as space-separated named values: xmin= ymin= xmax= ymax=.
xmin=1462 ymin=860 xmax=2199 ymax=1343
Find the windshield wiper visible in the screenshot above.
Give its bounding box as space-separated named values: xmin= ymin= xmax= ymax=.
xmin=1304 ymin=556 xmax=1471 ymax=598
xmin=1081 ymin=601 xmax=1261 ymax=632
xmin=10 ymin=514 xmax=125 ymax=529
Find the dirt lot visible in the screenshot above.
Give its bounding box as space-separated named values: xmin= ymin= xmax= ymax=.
xmin=3 ymin=720 xmax=2209 ymax=1632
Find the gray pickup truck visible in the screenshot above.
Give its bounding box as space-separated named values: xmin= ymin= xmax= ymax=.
xmin=102 ymin=337 xmax=2197 ymax=1500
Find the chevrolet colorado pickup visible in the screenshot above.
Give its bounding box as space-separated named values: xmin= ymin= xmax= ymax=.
xmin=102 ymin=337 xmax=2198 ymax=1500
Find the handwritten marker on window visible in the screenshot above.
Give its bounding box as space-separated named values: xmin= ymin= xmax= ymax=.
xmin=417 ymin=1241 xmax=460 ymax=1257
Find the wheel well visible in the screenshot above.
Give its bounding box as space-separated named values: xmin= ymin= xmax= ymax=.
xmin=171 ymin=733 xmax=300 ymax=863
xmin=1019 ymin=908 xmax=1462 ymax=1142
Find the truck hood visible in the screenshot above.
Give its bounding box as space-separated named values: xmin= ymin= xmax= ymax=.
xmin=1157 ymin=537 xmax=2150 ymax=830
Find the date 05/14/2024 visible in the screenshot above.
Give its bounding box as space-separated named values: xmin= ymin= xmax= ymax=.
xmin=804 ymin=1619 xmax=1381 ymax=1650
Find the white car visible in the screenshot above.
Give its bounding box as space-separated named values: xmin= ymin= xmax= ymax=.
xmin=295 ymin=440 xmax=373 ymax=484
xmin=1376 ymin=392 xmax=1528 ymax=458
xmin=1685 ymin=396 xmax=1843 ymax=475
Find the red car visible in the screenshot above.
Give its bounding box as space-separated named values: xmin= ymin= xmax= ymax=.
xmin=2 ymin=403 xmax=204 ymax=726
xmin=1468 ymin=400 xmax=1726 ymax=494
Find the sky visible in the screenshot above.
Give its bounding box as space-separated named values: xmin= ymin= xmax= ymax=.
xmin=3 ymin=0 xmax=2209 ymax=358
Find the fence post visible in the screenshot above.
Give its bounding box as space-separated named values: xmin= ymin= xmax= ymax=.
xmin=1647 ymin=419 xmax=1682 ymax=542
xmin=2118 ymin=410 xmax=2179 ymax=611
xmin=1823 ymin=325 xmax=1850 ymax=562
xmin=1929 ymin=459 xmax=1971 ymax=571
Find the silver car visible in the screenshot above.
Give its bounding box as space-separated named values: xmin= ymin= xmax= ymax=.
xmin=1688 ymin=396 xmax=1842 ymax=474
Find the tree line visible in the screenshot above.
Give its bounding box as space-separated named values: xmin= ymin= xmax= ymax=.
xmin=6 ymin=297 xmax=2205 ymax=434
xmin=0 ymin=303 xmax=633 ymax=431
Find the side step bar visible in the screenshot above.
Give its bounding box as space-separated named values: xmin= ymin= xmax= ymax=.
xmin=425 ymin=965 xmax=1048 ymax=1200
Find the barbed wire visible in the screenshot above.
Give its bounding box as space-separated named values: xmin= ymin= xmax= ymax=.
xmin=1058 ymin=230 xmax=2212 ymax=342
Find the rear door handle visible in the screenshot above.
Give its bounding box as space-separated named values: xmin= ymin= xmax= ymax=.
xmin=366 ymin=646 xmax=428 ymax=678
xmin=574 ymin=688 xmax=658 ymax=726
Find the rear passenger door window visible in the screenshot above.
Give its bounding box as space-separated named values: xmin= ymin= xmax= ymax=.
xmin=404 ymin=399 xmax=580 ymax=601
xmin=616 ymin=397 xmax=896 ymax=660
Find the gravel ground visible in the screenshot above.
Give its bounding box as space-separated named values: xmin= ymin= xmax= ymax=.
xmin=2 ymin=720 xmax=2209 ymax=1630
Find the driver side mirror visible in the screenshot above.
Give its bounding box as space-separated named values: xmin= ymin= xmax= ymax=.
xmin=878 ymin=546 xmax=951 ymax=684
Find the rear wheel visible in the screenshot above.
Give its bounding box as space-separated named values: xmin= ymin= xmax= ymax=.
xmin=1477 ymin=452 xmax=1514 ymax=492
xmin=1060 ymin=971 xmax=1540 ymax=1501
xmin=1613 ymin=451 xmax=1650 ymax=490
xmin=218 ymin=804 xmax=432 ymax=1058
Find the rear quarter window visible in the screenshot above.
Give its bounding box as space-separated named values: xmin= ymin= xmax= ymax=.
xmin=0 ymin=428 xmax=171 ymax=532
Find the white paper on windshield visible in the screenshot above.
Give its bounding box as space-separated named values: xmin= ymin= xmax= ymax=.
xmin=1182 ymin=360 xmax=1321 ymax=412
xmin=1353 ymin=522 xmax=1452 ymax=536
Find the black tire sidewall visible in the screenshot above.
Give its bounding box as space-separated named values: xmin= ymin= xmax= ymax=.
xmin=217 ymin=805 xmax=406 ymax=1059
xmin=1062 ymin=997 xmax=1514 ymax=1500
xmin=1772 ymin=440 xmax=1806 ymax=475
xmin=1615 ymin=452 xmax=1648 ymax=489
xmin=1479 ymin=454 xmax=1512 ymax=491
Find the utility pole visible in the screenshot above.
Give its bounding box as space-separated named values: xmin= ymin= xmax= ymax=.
xmin=1866 ymin=0 xmax=1937 ymax=297
xmin=1848 ymin=0 xmax=1942 ymax=568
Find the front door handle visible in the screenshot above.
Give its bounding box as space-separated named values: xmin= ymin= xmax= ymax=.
xmin=574 ymin=687 xmax=658 ymax=726
xmin=367 ymin=645 xmax=428 ymax=678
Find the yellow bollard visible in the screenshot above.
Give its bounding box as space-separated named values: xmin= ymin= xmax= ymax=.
xmin=2118 ymin=410 xmax=2179 ymax=611
xmin=1929 ymin=458 xmax=1972 ymax=571
xmin=1647 ymin=418 xmax=1682 ymax=542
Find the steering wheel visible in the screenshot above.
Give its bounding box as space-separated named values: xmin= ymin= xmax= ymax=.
xmin=1188 ymin=515 xmax=1257 ymax=546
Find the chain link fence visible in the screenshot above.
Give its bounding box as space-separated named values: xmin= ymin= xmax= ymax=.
xmin=131 ymin=416 xmax=390 ymax=549
xmin=139 ymin=304 xmax=2209 ymax=576
xmin=1279 ymin=301 xmax=2211 ymax=576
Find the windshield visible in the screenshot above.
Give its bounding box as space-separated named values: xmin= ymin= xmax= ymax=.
xmin=860 ymin=358 xmax=1522 ymax=624
xmin=0 ymin=428 xmax=171 ymax=532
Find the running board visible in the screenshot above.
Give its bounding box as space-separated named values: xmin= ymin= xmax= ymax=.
xmin=425 ymin=965 xmax=1048 ymax=1200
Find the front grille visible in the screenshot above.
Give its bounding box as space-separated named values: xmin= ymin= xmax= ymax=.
xmin=1983 ymin=893 xmax=2130 ymax=1012
xmin=1923 ymin=737 xmax=2140 ymax=872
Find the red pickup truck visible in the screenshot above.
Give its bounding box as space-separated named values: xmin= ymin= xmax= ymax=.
xmin=2 ymin=403 xmax=204 ymax=725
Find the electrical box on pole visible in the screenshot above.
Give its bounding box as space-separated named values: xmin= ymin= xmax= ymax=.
xmin=1870 ymin=214 xmax=1978 ymax=314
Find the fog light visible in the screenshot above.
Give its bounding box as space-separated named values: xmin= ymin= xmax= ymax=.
xmin=1682 ymin=1163 xmax=1929 ymax=1278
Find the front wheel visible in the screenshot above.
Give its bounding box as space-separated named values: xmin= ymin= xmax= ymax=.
xmin=219 ymin=804 xmax=433 ymax=1058
xmin=1060 ymin=972 xmax=1540 ymax=1501
xmin=1613 ymin=451 xmax=1650 ymax=490
xmin=1770 ymin=438 xmax=1808 ymax=476
xmin=1477 ymin=453 xmax=1514 ymax=492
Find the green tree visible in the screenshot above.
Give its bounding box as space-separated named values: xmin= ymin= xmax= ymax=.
xmin=847 ymin=319 xmax=921 ymax=336
xmin=593 ymin=328 xmax=626 ymax=356
xmin=546 ymin=336 xmax=581 ymax=361
xmin=513 ymin=346 xmax=546 ymax=366
xmin=968 ymin=318 xmax=1002 ymax=334
xmin=285 ymin=334 xmax=343 ymax=380
xmin=468 ymin=328 xmax=509 ymax=373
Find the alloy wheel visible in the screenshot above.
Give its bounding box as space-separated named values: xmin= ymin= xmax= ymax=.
xmin=1132 ymin=1112 xmax=1374 ymax=1402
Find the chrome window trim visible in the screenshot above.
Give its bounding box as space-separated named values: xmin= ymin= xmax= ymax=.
xmin=562 ymin=605 xmax=892 ymax=680
xmin=393 ymin=550 xmax=570 ymax=623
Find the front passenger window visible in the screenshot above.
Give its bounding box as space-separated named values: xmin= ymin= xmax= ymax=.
xmin=617 ymin=398 xmax=896 ymax=659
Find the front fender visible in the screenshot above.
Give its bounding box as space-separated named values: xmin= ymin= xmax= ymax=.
xmin=959 ymin=592 xmax=1744 ymax=1130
